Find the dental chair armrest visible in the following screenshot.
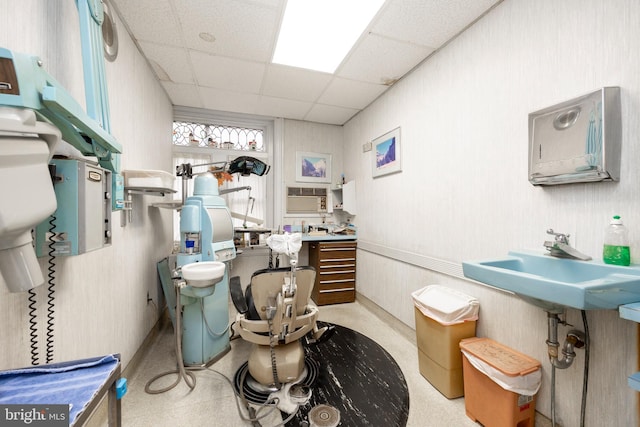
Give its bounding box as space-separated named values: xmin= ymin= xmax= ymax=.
xmin=236 ymin=307 xmax=319 ymax=345
xmin=237 ymin=323 xmax=314 ymax=346
xmin=229 ymin=276 xmax=248 ymax=314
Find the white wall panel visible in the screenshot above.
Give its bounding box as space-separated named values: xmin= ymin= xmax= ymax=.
xmin=0 ymin=1 xmax=173 ymax=372
xmin=281 ymin=119 xmax=345 ymax=227
xmin=345 ymin=0 xmax=640 ymax=425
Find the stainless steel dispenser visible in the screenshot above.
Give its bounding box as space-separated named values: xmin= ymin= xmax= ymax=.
xmin=528 ymin=87 xmax=621 ymax=185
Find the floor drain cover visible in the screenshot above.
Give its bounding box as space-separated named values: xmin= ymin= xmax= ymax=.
xmin=308 ymin=404 xmax=340 ymax=427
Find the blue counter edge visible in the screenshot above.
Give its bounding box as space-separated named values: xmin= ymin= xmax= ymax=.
xmin=629 ymin=372 xmax=640 ymax=392
xmin=619 ymin=302 xmax=640 ymax=323
xmin=619 ymin=303 xmax=640 ymax=392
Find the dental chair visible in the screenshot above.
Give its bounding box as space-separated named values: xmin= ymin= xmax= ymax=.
xmin=230 ymin=233 xmax=333 ymax=412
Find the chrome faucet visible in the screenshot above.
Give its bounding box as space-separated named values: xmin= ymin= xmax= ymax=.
xmin=544 ymin=229 xmax=592 ymax=261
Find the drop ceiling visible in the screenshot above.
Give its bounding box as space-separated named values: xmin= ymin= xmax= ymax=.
xmin=111 ymin=0 xmax=502 ymax=125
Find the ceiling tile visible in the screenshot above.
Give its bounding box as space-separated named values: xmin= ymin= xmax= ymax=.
xmin=198 ymin=86 xmax=261 ymax=115
xmin=190 ymin=51 xmax=265 ymax=93
xmin=373 ymin=0 xmax=498 ymax=47
xmin=234 ymin=0 xmax=283 ymax=7
xmin=255 ymin=96 xmax=312 ymax=121
xmin=318 ymin=78 xmax=388 ymax=110
xmin=162 ymin=82 xmax=203 ymax=108
xmin=262 ymin=65 xmax=333 ymax=102
xmin=173 ymin=0 xmax=281 ymax=62
xmin=111 ymin=0 xmax=182 ymax=47
xmin=138 ymin=42 xmax=193 ymax=84
xmin=304 ymin=104 xmax=360 ymax=126
xmin=338 ymin=33 xmax=435 ymax=85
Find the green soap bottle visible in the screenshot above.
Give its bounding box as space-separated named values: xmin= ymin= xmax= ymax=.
xmin=603 ymin=215 xmax=631 ymax=266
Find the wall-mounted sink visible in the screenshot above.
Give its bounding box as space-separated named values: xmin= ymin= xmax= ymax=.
xmin=462 ymin=250 xmax=640 ymax=311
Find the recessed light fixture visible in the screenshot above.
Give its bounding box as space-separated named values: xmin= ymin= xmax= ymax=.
xmin=273 ymin=0 xmax=385 ymax=74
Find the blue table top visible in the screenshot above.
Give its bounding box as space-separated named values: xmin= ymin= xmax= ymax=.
xmin=0 ymin=354 xmax=120 ymax=425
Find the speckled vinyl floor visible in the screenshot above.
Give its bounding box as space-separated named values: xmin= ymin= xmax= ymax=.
xmin=101 ymin=300 xmax=480 ymax=427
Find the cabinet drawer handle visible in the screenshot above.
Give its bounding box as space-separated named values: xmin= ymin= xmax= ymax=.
xmin=320 ymin=248 xmax=355 ymax=252
xmin=320 ymin=258 xmax=356 ymax=262
xmin=319 ymin=287 xmax=355 ymax=293
xmin=319 ymin=278 xmax=355 ymax=284
xmin=320 ymin=270 xmax=355 ymax=275
xmin=319 ymin=264 xmax=354 ymax=269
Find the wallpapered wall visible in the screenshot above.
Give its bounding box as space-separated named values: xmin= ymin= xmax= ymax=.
xmin=0 ymin=1 xmax=173 ymax=371
xmin=344 ymin=1 xmax=640 ymax=425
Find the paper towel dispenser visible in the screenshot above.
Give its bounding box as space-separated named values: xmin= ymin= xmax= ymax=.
xmin=528 ymin=87 xmax=621 ymax=185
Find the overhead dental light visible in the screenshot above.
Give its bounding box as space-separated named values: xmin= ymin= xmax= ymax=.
xmin=227 ymin=156 xmax=270 ymax=177
xmin=272 ymin=0 xmax=385 ymax=73
xmin=176 ymin=156 xmax=269 ymax=180
xmin=176 ymin=156 xmax=270 ymax=227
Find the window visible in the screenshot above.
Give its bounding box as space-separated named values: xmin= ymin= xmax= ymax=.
xmin=173 ymin=121 xmax=265 ymax=151
xmin=172 ymin=110 xmax=273 ymax=242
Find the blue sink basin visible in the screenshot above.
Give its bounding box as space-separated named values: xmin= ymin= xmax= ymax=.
xmin=462 ymin=250 xmax=640 ymax=311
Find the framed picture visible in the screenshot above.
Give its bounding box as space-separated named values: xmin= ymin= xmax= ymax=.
xmin=295 ymin=151 xmax=331 ymax=183
xmin=372 ymin=127 xmax=401 ymax=178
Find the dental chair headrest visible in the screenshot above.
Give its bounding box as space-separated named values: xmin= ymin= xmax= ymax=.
xmin=266 ymin=233 xmax=302 ymax=257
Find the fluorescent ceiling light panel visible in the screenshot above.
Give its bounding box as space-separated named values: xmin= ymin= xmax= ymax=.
xmin=273 ymin=0 xmax=385 ymax=73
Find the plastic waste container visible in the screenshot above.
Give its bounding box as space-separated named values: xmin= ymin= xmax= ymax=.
xmin=412 ymin=285 xmax=479 ymax=398
xmin=459 ymin=337 xmax=541 ymax=427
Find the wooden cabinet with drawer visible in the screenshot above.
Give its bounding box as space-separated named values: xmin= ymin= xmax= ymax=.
xmin=309 ymin=240 xmax=356 ymax=305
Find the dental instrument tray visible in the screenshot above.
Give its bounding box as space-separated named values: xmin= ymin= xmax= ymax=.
xmin=123 ymin=169 xmax=176 ymax=194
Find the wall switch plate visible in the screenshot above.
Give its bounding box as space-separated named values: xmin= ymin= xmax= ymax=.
xmin=363 ymin=141 xmax=372 ymax=152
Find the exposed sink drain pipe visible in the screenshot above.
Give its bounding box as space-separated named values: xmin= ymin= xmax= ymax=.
xmin=546 ymin=312 xmax=586 ymax=369
xmin=545 ymin=311 xmax=590 ymax=427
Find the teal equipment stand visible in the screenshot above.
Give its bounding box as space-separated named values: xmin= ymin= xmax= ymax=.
xmin=158 ymin=173 xmax=236 ymax=366
xmin=157 ymin=257 xmax=231 ymax=366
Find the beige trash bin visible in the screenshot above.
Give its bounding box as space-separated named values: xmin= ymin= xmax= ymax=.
xmin=412 ymin=285 xmax=479 ymax=398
